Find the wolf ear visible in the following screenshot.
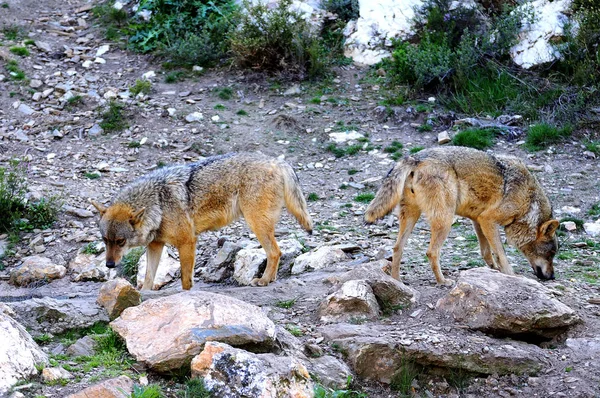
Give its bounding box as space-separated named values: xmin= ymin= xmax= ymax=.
xmin=130 ymin=207 xmax=146 ymax=227
xmin=91 ymin=200 xmax=107 ymax=216
xmin=539 ymin=219 xmax=559 ymax=239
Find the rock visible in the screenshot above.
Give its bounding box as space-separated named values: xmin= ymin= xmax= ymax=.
xmin=0 ymin=312 xmax=48 ymax=395
xmin=96 ymin=44 xmax=110 ymax=57
xmin=8 ymin=297 xmax=109 ymax=334
xmin=135 ymin=247 xmax=180 ymax=289
xmin=283 ymin=84 xmax=302 ymax=96
xmin=185 ymin=112 xmax=204 ymax=122
xmin=233 ymin=239 xmax=304 ymax=285
xmin=328 ymin=131 xmax=364 ymax=143
xmin=68 ymin=252 xmax=109 ymax=282
xmin=437 ymin=131 xmax=451 ymax=144
xmin=318 ymin=280 xmax=380 ymax=323
xmin=66 ymin=335 xmax=97 ymax=357
xmin=191 ymin=342 xmax=314 ymax=398
xmin=328 ymin=261 xmax=418 ymax=307
xmin=29 ymin=79 xmax=43 ymax=89
xmin=42 ymin=367 xmax=73 ymax=382
xmin=35 ymin=41 xmax=52 ymax=52
xmin=584 ymin=220 xmax=600 ymax=237
xmin=64 ymin=205 xmax=95 ymax=218
xmin=9 ymin=256 xmax=67 ymax=286
xmin=88 ymin=124 xmax=104 ymax=136
xmin=110 ymin=292 xmax=276 ymax=372
xmin=583 ymin=150 xmax=596 ymax=159
xmin=561 ymin=221 xmax=577 ymax=232
xmin=307 ymin=355 xmax=353 ymax=390
xmin=320 ymin=323 xmax=548 ymax=383
xmin=200 ymin=241 xmax=242 ymax=282
xmin=566 ymin=338 xmax=600 ymax=363
xmin=142 ymin=70 xmax=156 ymax=80
xmin=17 ymin=103 xmax=35 ymax=115
xmin=436 ymin=268 xmax=580 ymax=339
xmin=66 ymin=375 xmax=133 ymax=398
xmin=97 ymin=278 xmax=141 ymax=320
xmin=510 ymin=0 xmax=571 ymax=69
xmin=291 ymin=246 xmax=347 ymax=274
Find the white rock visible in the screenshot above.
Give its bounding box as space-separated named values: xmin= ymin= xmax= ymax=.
xmin=185 ymin=112 xmax=204 ymax=122
xmin=329 ymin=130 xmax=364 ymax=143
xmin=88 ymin=124 xmax=104 ymax=136
xmin=584 ymin=220 xmax=600 ymax=237
xmin=82 ymin=60 xmax=93 ymax=68
xmin=113 ymin=1 xmax=124 ymax=10
xmin=42 ymin=367 xmax=74 ymax=382
xmin=17 ymin=103 xmax=34 ymax=115
xmin=136 ymin=247 xmax=181 ymax=290
xmin=96 ymin=45 xmax=110 ymax=57
xmin=233 ymin=239 xmax=304 ymax=285
xmin=192 ymin=65 xmax=203 ymax=72
xmin=291 ymin=246 xmax=347 ymax=274
xmin=562 ymin=221 xmax=577 ymax=232
xmin=438 ymin=131 xmax=451 ymax=144
xmin=29 ymin=79 xmax=43 ymax=88
xmin=142 ymin=71 xmax=156 ymax=80
xmin=94 ymin=57 xmax=106 ymax=64
xmin=211 ymin=115 xmax=220 ymax=122
xmin=318 ymin=280 xmax=380 ymax=323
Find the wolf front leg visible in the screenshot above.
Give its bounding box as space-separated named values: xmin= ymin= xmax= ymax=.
xmin=177 ymin=239 xmax=197 ymax=290
xmin=476 ymin=218 xmax=514 ymax=276
xmin=142 ymin=241 xmax=164 ymax=290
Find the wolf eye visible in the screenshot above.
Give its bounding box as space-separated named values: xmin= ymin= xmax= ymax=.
xmin=116 ymin=239 xmax=126 ymax=247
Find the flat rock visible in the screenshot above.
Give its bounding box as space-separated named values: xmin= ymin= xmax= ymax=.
xmin=66 ymin=335 xmax=97 ymax=357
xmin=110 ymin=291 xmax=276 ymax=372
xmin=64 ymin=205 xmax=95 ymax=218
xmin=8 ymin=297 xmax=109 ymax=335
xmin=9 ymin=256 xmax=66 ymax=286
xmin=291 ymin=245 xmax=347 ymax=274
xmin=233 ymin=239 xmax=304 ymax=285
xmin=318 ymin=280 xmax=380 ymax=323
xmin=0 ymin=312 xmax=48 ymax=395
xmin=191 ymin=342 xmax=313 ymax=398
xmin=436 ymin=268 xmax=581 ymax=339
xmin=566 ymin=337 xmax=600 ymax=363
xmin=68 ymin=252 xmax=109 ymax=282
xmin=42 ymin=366 xmax=73 ymax=382
xmin=97 ymin=278 xmax=141 ymax=320
xmin=66 ymin=375 xmax=133 ymax=398
xmin=306 ymin=355 xmax=353 ymax=390
xmin=320 ymin=323 xmax=549 ymax=383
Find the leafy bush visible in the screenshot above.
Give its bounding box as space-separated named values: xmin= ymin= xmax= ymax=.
xmin=130 ymin=79 xmax=152 ymax=96
xmin=524 ymin=124 xmax=572 ymax=151
xmin=99 ymin=101 xmax=128 ymax=133
xmin=230 ymin=0 xmax=328 ymax=79
xmin=452 ymin=128 xmax=495 ymax=150
xmin=321 ymin=0 xmax=359 ymax=22
xmin=121 ymin=247 xmax=145 ymax=282
xmin=177 ymin=378 xmax=212 ymax=398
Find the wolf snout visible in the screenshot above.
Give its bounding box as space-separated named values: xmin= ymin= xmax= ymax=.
xmin=534 ymin=266 xmax=554 ymax=281
xmin=106 ymin=260 xmax=116 ymax=268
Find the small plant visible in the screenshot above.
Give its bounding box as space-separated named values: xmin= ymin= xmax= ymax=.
xmin=177 ymin=378 xmax=212 ymax=398
xmin=347 ymin=169 xmax=359 ymax=175
xmin=24 ymin=39 xmax=35 ymax=46
xmin=128 ymin=141 xmax=141 ymax=148
xmin=2 ymin=25 xmax=23 ymax=40
xmin=390 ymin=355 xmax=421 ymax=396
xmin=524 ymin=124 xmax=572 ymax=151
xmin=132 ymin=384 xmax=163 ymax=398
xmin=33 ymin=334 xmax=53 ymax=345
xmin=417 ymin=123 xmax=433 ymax=132
xmin=589 ymin=202 xmax=600 ymax=217
xmin=5 ymin=59 xmax=25 ymax=80
xmin=217 ymin=87 xmax=233 ymax=100
xmin=9 ymin=46 xmax=29 ymax=56
xmin=121 ymin=247 xmax=145 ymax=281
xmin=84 ymin=172 xmax=101 ymax=179
xmin=129 ymin=79 xmax=152 ymax=96
xmin=409 ymin=146 xmax=425 ymax=154
xmin=1 ymin=2 xmax=9 ymax=8
xmin=285 ymin=324 xmax=303 ymax=337
xmin=307 ymin=193 xmax=320 ymax=202
xmin=66 ymin=95 xmax=84 ymax=107
xmin=236 ymin=109 xmax=248 ymax=116
xmin=275 ymin=298 xmax=297 ymax=309
xmin=99 ymin=101 xmax=128 ymax=133
xmin=165 ymin=71 xmax=186 ymax=83
xmin=384 ymin=140 xmax=403 ymax=154
xmin=452 ymin=128 xmax=495 ymax=150
xmin=82 ymin=242 xmax=101 ymax=255
xmin=584 ymin=140 xmax=600 ymax=155
xmin=214 ymin=104 xmax=226 ymax=110
xmin=314 ymin=375 xmax=366 ymax=398
xmin=354 ymin=193 xmax=375 ymax=203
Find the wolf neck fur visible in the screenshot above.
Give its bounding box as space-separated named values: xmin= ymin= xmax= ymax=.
xmin=506 ymin=190 xmax=552 ymax=249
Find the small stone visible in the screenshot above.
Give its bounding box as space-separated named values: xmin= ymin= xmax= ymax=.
xmin=562 ymin=221 xmax=577 ymax=232
xmin=29 ymin=80 xmax=43 ymax=89
xmin=283 ymin=85 xmax=301 ymax=96
xmin=35 ymin=41 xmax=52 ymax=52
xmin=583 ymin=151 xmax=596 ymax=159
xmin=17 ymin=103 xmax=35 ymax=115
xmin=64 ymin=206 xmax=94 ymax=218
xmin=438 ymin=131 xmax=451 ymax=144
xmin=185 ymin=112 xmax=204 ymax=122
xmin=42 ymin=367 xmax=73 ymax=382
xmin=82 ymin=60 xmax=93 ymax=68
xmin=192 ymin=66 xmax=203 ymax=72
xmin=88 ymin=124 xmax=103 ymax=136
xmin=66 ymin=335 xmax=97 ymax=357
xmin=96 ymin=45 xmax=110 ymax=57
xmin=142 ymin=71 xmax=156 ymax=80
xmin=66 ymin=376 xmax=133 ymax=398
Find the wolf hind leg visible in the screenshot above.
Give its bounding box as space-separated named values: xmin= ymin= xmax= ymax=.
xmin=142 ymin=241 xmax=164 ymax=290
xmin=243 ymin=211 xmax=281 ymax=287
xmin=472 ymin=220 xmax=495 ymax=269
xmin=425 ymin=215 xmax=454 ymax=286
xmin=391 ymin=203 xmax=421 ymax=280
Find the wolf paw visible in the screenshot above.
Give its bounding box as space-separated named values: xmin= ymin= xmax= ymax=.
xmin=250 ymin=277 xmax=270 ymax=287
xmin=437 ymin=278 xmax=455 ymax=287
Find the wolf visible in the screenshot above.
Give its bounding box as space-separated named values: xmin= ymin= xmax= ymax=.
xmin=91 ymin=152 xmax=313 ymax=290
xmin=364 ymin=146 xmax=559 ymax=285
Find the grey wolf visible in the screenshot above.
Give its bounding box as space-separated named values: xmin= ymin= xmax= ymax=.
xmin=364 ymin=146 xmax=559 ymax=285
xmin=92 ymin=153 xmax=313 ymax=290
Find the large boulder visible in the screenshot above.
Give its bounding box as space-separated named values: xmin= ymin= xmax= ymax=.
xmin=0 ymin=312 xmax=48 ymax=395
xmin=291 ymin=245 xmax=347 ymax=274
xmin=436 ymin=268 xmax=580 ymax=339
xmin=9 ymin=256 xmax=66 ymax=286
xmin=110 ymin=291 xmax=276 ymax=372
xmin=328 ymin=261 xmax=418 ymax=307
xmin=191 ymin=342 xmax=314 ymax=398
xmin=136 ymin=246 xmax=180 ymax=290
xmin=8 ymin=297 xmax=109 ymax=334
xmin=97 ymin=278 xmax=141 ymax=320
xmin=320 ymin=323 xmax=549 ymax=383
xmin=318 ymin=280 xmax=380 ymax=323
xmin=66 ymin=375 xmax=133 ymax=398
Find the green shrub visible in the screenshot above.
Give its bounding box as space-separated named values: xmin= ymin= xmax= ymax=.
xmin=5 ymin=60 xmax=25 ymax=80
xmin=99 ymin=101 xmax=128 ymax=133
xmin=121 ymin=247 xmax=145 ymax=281
xmin=129 ymin=79 xmax=152 ymax=96
xmin=452 ymin=128 xmax=495 ymax=150
xmin=307 ymin=193 xmax=319 ymax=202
xmin=409 ymin=146 xmax=425 ymax=154
xmin=177 ymin=378 xmax=212 ymax=398
xmin=132 ymin=384 xmax=163 ymax=398
xmin=321 ymin=0 xmax=359 ymax=22
xmin=230 ymin=0 xmax=328 ymax=79
xmin=9 ymin=46 xmax=29 ymax=56
xmin=524 ymin=124 xmax=572 ymax=151
xmin=354 ymin=193 xmax=375 ymax=203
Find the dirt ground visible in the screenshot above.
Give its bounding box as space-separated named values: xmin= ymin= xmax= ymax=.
xmin=1 ymin=0 xmax=600 ymax=396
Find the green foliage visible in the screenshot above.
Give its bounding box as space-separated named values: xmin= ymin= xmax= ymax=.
xmin=452 ymin=128 xmax=495 ymax=150
xmin=390 ymin=355 xmax=421 ymax=396
xmin=236 ymin=109 xmax=248 ymax=116
xmin=99 ymin=101 xmax=129 ymax=133
xmin=82 ymin=242 xmax=102 ymax=255
xmin=524 ymin=124 xmax=572 ymax=151
xmin=33 ymin=334 xmax=53 ymax=345
xmin=285 ymin=324 xmax=303 ymax=337
xmin=25 ymin=197 xmax=62 ymax=230
xmin=177 ymin=378 xmax=213 ymax=398
xmin=217 ymin=87 xmax=233 ymax=100
xmin=130 ymin=79 xmax=152 ymax=96
xmin=5 ymin=59 xmax=26 ymax=80
xmin=409 ymin=146 xmax=425 ymax=154
xmin=383 ymin=141 xmax=404 ymax=153
xmin=307 ymin=193 xmax=320 ymax=202
xmin=230 ymin=0 xmax=329 ymax=79
xmin=132 ymin=384 xmax=163 ymax=398
xmin=9 ymin=46 xmax=29 ymax=56
xmin=584 ymin=140 xmax=600 ymax=155
xmin=66 ymin=95 xmax=84 ymax=108
xmin=347 ymin=169 xmax=359 ymax=175
xmin=128 ymin=141 xmax=141 ymax=148
xmin=2 ymin=25 xmax=23 ymax=40
xmin=321 ymin=0 xmax=359 ymax=22
xmin=354 ymin=193 xmax=375 ymax=203
xmin=84 ymin=172 xmax=101 ymax=179
xmin=121 ymin=247 xmax=145 ymax=281
xmin=165 ymin=71 xmax=186 ymax=83
xmin=589 ymin=202 xmax=600 ymax=217
xmin=326 ymin=143 xmax=365 ymax=158
xmin=275 ymin=298 xmax=297 ymax=309
xmin=314 ymin=376 xmax=366 ymax=398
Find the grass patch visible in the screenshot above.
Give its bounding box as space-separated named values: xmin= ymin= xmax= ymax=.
xmin=176 ymin=378 xmax=213 ymax=398
xmin=588 ymin=202 xmax=600 ymax=217
xmin=99 ymin=101 xmax=128 ymax=133
xmin=84 ymin=172 xmax=101 ymax=179
xmin=81 ymin=242 xmax=102 ymax=255
xmin=390 ymin=355 xmax=421 ymax=396
xmin=524 ymin=124 xmax=572 ymax=151
xmin=583 ymin=140 xmax=600 ymax=155
xmin=275 ymin=298 xmax=297 ymax=309
xmin=66 ymin=95 xmax=84 ymax=108
xmin=214 ymin=104 xmax=226 ymax=110
xmin=354 ymin=193 xmax=375 ymax=203
xmin=9 ymin=46 xmax=29 ymax=56
xmin=5 ymin=59 xmax=26 ymax=80
xmin=132 ymin=384 xmax=163 ymax=398
xmin=452 ymin=128 xmax=495 ymax=150
xmin=409 ymin=146 xmax=425 ymax=154
xmin=348 ymin=169 xmax=359 ymax=175
xmin=285 ymin=324 xmax=303 ymax=337
xmin=217 ymin=87 xmax=233 ymax=100
xmin=129 ymin=79 xmax=152 ymax=96
xmin=326 ymin=143 xmax=364 ymax=158
xmin=121 ymin=247 xmax=145 ymax=282
xmin=383 ymin=140 xmax=403 ymax=154
xmin=307 ymin=193 xmax=320 ymax=202
xmin=417 ymin=123 xmax=432 ymax=132
xmin=165 ymin=71 xmax=186 ymax=83
xmin=33 ymin=334 xmax=53 ymax=345
xmin=236 ymin=109 xmax=248 ymax=116
xmin=314 ymin=376 xmax=366 ymax=398
xmin=2 ymin=25 xmax=24 ymax=40
xmin=128 ymin=141 xmax=141 ymax=148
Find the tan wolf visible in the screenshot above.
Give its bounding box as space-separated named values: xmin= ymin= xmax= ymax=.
xmin=364 ymin=146 xmax=559 ymax=285
xmin=91 ymin=153 xmax=313 ymax=290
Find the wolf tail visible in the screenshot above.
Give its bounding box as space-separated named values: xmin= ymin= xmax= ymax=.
xmin=281 ymin=162 xmax=314 ymax=234
xmin=364 ymin=157 xmax=417 ymax=223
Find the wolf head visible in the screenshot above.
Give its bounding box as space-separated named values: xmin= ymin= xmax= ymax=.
xmin=520 ymin=219 xmax=559 ymax=280
xmin=91 ymin=201 xmax=146 ymax=268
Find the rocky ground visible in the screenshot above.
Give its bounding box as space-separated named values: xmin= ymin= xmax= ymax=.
xmin=1 ymin=0 xmax=600 ymax=397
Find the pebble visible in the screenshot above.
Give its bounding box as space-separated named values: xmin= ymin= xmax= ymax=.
xmin=17 ymin=103 xmax=35 ymax=115
xmin=185 ymin=112 xmax=204 ymax=122
xmin=438 ymin=131 xmax=451 ymax=144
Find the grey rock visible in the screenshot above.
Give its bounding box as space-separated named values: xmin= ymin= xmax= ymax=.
xmin=64 ymin=205 xmax=94 ymax=218
xmin=17 ymin=103 xmax=35 ymax=115
xmin=9 ymin=256 xmax=66 ymax=286
xmin=318 ymin=280 xmax=380 ymax=323
xmin=66 ymin=335 xmax=98 ymax=357
xmin=88 ymin=124 xmax=103 ymax=136
xmin=97 ymin=278 xmax=141 ymax=320
xmin=291 ymin=246 xmax=347 ymax=274
xmin=200 ymin=241 xmax=242 ymax=282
